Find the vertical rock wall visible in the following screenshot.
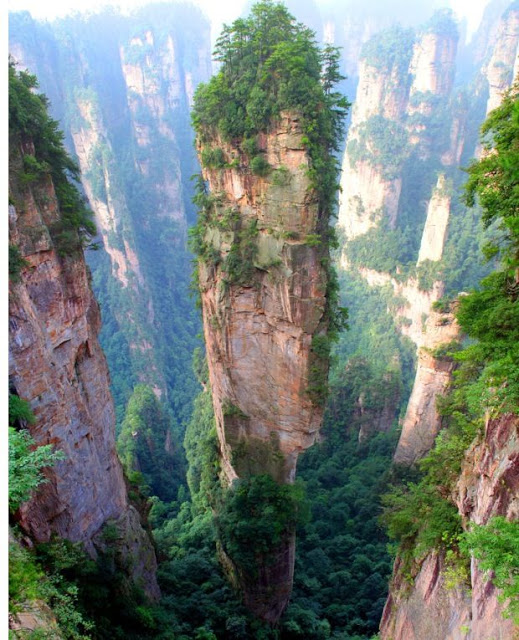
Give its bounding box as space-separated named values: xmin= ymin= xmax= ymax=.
xmin=196 ymin=113 xmax=330 ymax=621
xmin=485 ymin=5 xmax=519 ymax=114
xmin=338 ymin=23 xmax=458 ymax=238
xmin=198 ymin=113 xmax=328 ymax=486
xmin=9 ymin=7 xmax=212 ymax=420
xmin=382 ymin=414 xmax=518 ymax=640
xmin=8 ymin=144 xmax=159 ymax=599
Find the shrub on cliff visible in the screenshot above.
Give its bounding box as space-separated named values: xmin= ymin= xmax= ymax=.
xmin=9 ymin=61 xmax=96 ymax=256
xmin=216 ymin=475 xmax=309 ymax=578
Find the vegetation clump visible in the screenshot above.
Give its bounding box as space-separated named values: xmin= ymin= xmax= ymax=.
xmin=9 ymin=61 xmax=97 ymax=256
xmin=192 ymin=0 xmax=348 ymax=216
xmin=360 ymin=25 xmax=415 ymax=75
xmin=9 ymin=394 xmax=63 ymax=513
xmin=216 ymin=475 xmax=308 ymax=579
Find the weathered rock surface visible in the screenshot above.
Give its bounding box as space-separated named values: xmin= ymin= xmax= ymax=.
xmin=485 ymin=5 xmax=519 ymax=114
xmin=8 ymin=143 xmax=159 ymax=599
xmin=338 ymin=54 xmax=409 ymax=237
xmin=409 ymin=30 xmax=458 ymax=98
xmin=417 ymin=174 xmax=451 ymax=264
xmin=198 ymin=113 xmax=328 ymax=486
xmin=197 ymin=112 xmax=329 ymax=620
xmin=394 ymin=306 xmax=459 ymax=465
xmin=338 ymin=22 xmax=458 ymax=237
xmin=380 ymin=551 xmax=472 ymax=640
xmin=9 ymin=8 xmax=212 ymax=414
xmin=382 ymin=413 xmax=519 ymax=640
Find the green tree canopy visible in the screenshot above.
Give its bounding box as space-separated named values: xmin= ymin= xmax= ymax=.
xmin=192 ymin=0 xmax=349 ymax=209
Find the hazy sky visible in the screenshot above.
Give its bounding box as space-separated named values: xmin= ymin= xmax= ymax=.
xmin=7 ymin=0 xmax=492 ymax=40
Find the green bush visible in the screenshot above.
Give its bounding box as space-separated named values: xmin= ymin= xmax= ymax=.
xmin=8 ymin=395 xmax=63 ymax=513
xmin=250 ymin=155 xmax=271 ymax=177
xmin=216 ymin=475 xmax=308 ymax=578
xmin=461 ymin=517 xmax=519 ymax=623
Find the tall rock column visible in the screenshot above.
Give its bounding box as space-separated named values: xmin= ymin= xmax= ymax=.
xmin=191 ymin=2 xmax=346 ymax=623
xmin=338 ymin=25 xmax=414 ymax=237
xmin=197 ymin=114 xmax=328 ymax=486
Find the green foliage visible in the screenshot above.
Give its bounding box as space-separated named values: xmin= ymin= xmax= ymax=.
xmin=216 ymin=475 xmax=308 ymax=579
xmin=192 ymin=0 xmax=348 ymax=212
xmin=9 ymin=62 xmax=97 ymax=256
xmin=222 ymin=219 xmax=259 ymax=286
xmin=250 ymin=154 xmax=271 ymax=176
xmin=287 ymin=424 xmax=398 ymax=638
xmin=347 ymin=116 xmax=409 ymax=180
xmin=201 ymin=147 xmax=227 ymax=169
xmin=9 ymin=427 xmax=62 ymax=513
xmin=360 ymin=25 xmax=415 ymax=75
xmin=9 ymin=541 xmax=45 ymax=612
xmin=9 ymin=537 xmax=95 ymax=638
xmin=422 ymin=8 xmax=458 ymax=38
xmin=9 ymin=395 xmax=63 ymax=513
xmin=117 ymin=385 xmax=186 ymax=503
xmin=184 ymin=389 xmax=220 ymax=510
xmin=416 ymin=259 xmax=442 ymax=291
xmin=456 ymin=84 xmax=519 ymax=415
xmin=464 ymin=84 xmax=519 ymax=277
xmin=381 ymin=481 xmax=462 ymax=563
xmin=461 ymin=517 xmax=519 ymax=622
xmin=8 ymin=245 xmax=29 ymax=283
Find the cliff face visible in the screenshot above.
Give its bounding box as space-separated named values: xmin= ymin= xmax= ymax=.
xmin=381 ymin=413 xmax=518 ymax=640
xmin=393 ymin=305 xmax=459 ymax=465
xmin=338 ymin=53 xmax=409 ymax=237
xmin=377 ymin=7 xmax=519 ymax=633
xmin=8 ymin=141 xmax=159 ymax=598
xmin=485 ymin=5 xmax=519 ymax=114
xmin=338 ymin=23 xmax=458 ymax=237
xmin=9 ymin=7 xmax=212 ymax=423
xmin=198 ymin=113 xmax=327 ymax=486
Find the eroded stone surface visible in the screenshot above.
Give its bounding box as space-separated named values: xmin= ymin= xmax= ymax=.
xmin=198 ymin=113 xmax=328 ymax=486
xmin=197 ymin=112 xmax=329 ymax=621
xmin=382 ymin=414 xmax=519 ymax=640
xmin=9 ymin=143 xmax=159 ymax=600
xmin=485 ymin=7 xmax=519 ymax=114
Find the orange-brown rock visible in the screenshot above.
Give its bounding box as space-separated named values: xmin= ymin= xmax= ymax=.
xmin=196 ymin=112 xmax=329 ymax=621
xmin=198 ymin=112 xmax=328 ymax=486
xmin=381 ymin=413 xmax=519 ymax=640
xmin=9 ymin=143 xmax=159 ymax=599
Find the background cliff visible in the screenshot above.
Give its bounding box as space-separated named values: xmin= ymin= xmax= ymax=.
xmin=8 ymin=63 xmax=159 ymax=636
xmin=9 ymin=6 xmax=211 ymax=436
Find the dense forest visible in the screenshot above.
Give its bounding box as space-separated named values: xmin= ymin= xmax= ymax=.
xmin=8 ymin=0 xmax=519 ymax=638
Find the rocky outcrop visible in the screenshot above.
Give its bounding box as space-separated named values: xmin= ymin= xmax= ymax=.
xmin=338 ymin=17 xmax=458 ymax=237
xmin=485 ymin=5 xmax=519 ymax=114
xmin=196 ymin=112 xmax=329 ymax=620
xmin=9 ymin=6 xmax=212 ymax=422
xmin=417 ymin=174 xmax=451 ymax=264
xmin=198 ymin=113 xmax=327 ymax=485
xmin=394 ymin=305 xmax=459 ymax=465
xmin=8 ymin=140 xmax=159 ymax=599
xmin=381 ymin=551 xmax=472 ymax=640
xmin=408 ymin=30 xmax=458 ymax=98
xmin=381 ymin=413 xmax=519 ymax=640
xmin=338 ymin=34 xmax=412 ymax=237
